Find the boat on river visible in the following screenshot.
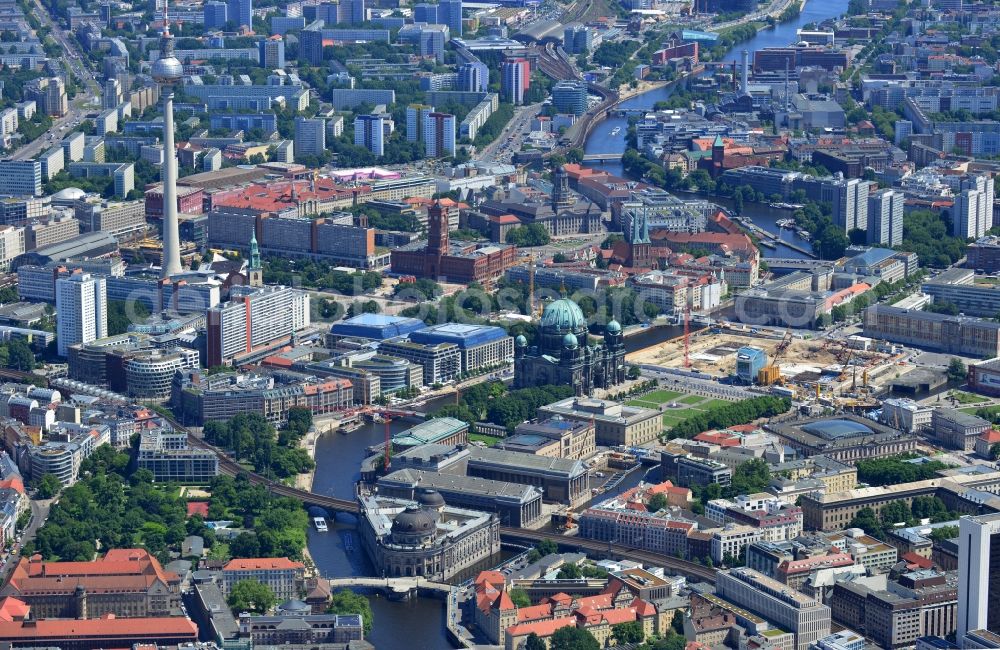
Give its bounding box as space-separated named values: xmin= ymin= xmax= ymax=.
xmin=313 ymin=517 xmax=328 ymax=532
xmin=611 ymin=126 xmax=621 ymax=135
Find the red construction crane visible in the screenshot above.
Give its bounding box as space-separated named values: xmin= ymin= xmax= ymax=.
xmin=384 ymin=417 xmax=392 ymax=472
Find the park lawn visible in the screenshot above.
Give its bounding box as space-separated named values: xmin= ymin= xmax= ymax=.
xmin=950 ymin=391 xmax=984 ymax=404
xmin=678 ymin=394 xmax=705 ymax=405
xmin=695 ymin=399 xmax=737 ymax=410
xmin=962 ymin=404 xmax=1000 ymax=417
xmin=641 ymin=389 xmax=684 ymax=404
xmin=628 ymin=399 xmax=661 ymax=409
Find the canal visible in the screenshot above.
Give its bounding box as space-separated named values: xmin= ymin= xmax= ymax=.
xmin=582 ymin=0 xmax=850 ymax=259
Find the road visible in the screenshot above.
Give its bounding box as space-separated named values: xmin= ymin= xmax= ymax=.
xmin=476 ymin=101 xmax=544 ymax=164
xmin=10 ymin=0 xmax=100 ymax=161
xmin=1 ymin=498 xmax=52 ymax=579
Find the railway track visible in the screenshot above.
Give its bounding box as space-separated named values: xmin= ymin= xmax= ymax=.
xmin=176 ymin=416 xmax=717 ymax=584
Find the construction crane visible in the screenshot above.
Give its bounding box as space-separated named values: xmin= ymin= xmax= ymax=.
xmin=757 ymin=327 xmax=792 ymax=385
xmin=514 ymin=253 xmax=540 ymax=318
xmin=683 ymin=294 xmax=692 ymax=369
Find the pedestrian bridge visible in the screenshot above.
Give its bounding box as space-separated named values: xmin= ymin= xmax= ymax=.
xmin=323 ymin=576 xmax=453 ymax=596
xmin=581 ymin=153 xmax=622 ymax=162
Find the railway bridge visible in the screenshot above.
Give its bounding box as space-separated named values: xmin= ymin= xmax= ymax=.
xmin=183 ymin=421 xmax=717 ymax=584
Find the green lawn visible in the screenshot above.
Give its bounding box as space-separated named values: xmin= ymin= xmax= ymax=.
xmin=639 ymin=389 xmax=684 ymax=404
xmin=962 ymin=404 xmax=1000 ymax=418
xmin=678 ymin=394 xmax=705 ymax=405
xmin=949 ymin=391 xmax=985 ymax=404
xmin=469 ymin=433 xmax=503 ymax=446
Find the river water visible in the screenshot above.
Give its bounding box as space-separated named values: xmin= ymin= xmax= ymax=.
xmin=307 ymin=2 xmax=851 ymax=646
xmin=582 ymin=0 xmax=850 ymax=259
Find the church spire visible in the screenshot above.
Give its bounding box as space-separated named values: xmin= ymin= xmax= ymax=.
xmin=248 ymin=230 xmax=262 ymax=287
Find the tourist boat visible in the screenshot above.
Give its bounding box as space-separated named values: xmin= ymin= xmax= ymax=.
xmin=776 ymin=218 xmax=796 ymax=229
xmin=610 ymin=126 xmax=621 ymax=136
xmin=313 ymin=517 xmax=328 ymax=532
xmin=339 ymin=420 xmax=362 ymax=435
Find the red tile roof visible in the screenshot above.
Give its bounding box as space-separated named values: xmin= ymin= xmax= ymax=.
xmin=186 ymin=502 xmax=209 ymax=518
xmin=0 ymin=615 xmax=198 ymax=641
xmin=223 ymin=557 xmax=304 ymax=571
xmin=0 ymin=598 xmax=28 ymax=622
xmin=505 ymin=616 xmax=576 ymax=639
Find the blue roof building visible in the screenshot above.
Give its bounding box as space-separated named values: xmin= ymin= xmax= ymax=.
xmin=329 ymin=313 xmax=427 ymax=341
xmin=410 ymin=323 xmax=514 ymax=374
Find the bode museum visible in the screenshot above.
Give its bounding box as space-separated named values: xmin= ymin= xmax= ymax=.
xmin=358 ymin=489 xmax=500 ymax=581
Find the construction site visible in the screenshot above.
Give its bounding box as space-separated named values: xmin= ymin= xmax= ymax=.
xmin=625 ymin=323 xmax=919 ymax=409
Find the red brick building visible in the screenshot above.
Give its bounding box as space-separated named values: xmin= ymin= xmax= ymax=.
xmin=391 ymin=202 xmax=517 ymax=285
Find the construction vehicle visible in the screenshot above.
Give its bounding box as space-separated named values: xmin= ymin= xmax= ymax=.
xmin=757 ymin=327 xmax=793 ymax=385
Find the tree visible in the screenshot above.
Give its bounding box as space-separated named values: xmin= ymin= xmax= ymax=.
xmin=948 ymin=358 xmax=968 ymax=383
xmin=227 ymin=579 xmax=276 ymax=614
xmin=526 ymin=633 xmax=548 ymax=650
xmin=328 ymin=589 xmax=373 ymax=635
xmin=647 ymin=492 xmax=668 ymax=512
xmin=612 ymin=621 xmax=645 ymax=644
xmin=730 ymin=459 xmax=771 ymax=496
xmin=627 ymin=365 xmax=641 ymax=380
xmin=671 ymin=610 xmax=684 ymax=634
xmin=6 ymin=339 xmax=35 ymax=371
xmin=35 ymin=473 xmax=61 ymax=499
xmin=536 ymin=538 xmax=558 ymax=556
xmin=550 ymin=626 xmax=600 ymax=650
xmin=557 ymin=563 xmax=582 ymax=579
xmin=991 ymin=441 xmax=1000 ymax=460
xmin=510 ymin=587 xmax=531 ymax=608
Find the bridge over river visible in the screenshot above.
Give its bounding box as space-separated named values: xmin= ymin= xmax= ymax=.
xmin=178 ymin=418 xmax=717 ymax=585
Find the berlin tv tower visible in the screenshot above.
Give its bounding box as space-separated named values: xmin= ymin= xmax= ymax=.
xmin=152 ymin=0 xmax=183 ymax=278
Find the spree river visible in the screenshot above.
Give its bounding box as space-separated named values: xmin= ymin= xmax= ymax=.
xmin=583 ymin=0 xmax=850 ymax=259
xmin=307 ymin=2 xmax=851 ymax=646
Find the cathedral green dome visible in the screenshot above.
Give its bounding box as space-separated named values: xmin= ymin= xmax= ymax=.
xmin=515 ymin=334 xmax=527 ymax=347
xmin=540 ymin=299 xmax=587 ymax=332
xmin=563 ymin=332 xmax=578 ymax=348
xmin=606 ymin=320 xmax=621 ymax=334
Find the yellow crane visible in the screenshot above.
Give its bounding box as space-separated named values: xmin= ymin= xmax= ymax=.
xmin=757 ymin=327 xmax=792 ymax=385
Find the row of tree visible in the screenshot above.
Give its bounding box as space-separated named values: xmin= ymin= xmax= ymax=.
xmin=665 ymin=396 xmax=792 ymax=439
xmin=855 ymin=455 xmax=951 ymax=487
xmin=431 ymin=381 xmax=575 ymax=433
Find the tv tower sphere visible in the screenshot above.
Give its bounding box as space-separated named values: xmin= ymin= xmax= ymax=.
xmin=151 ymin=55 xmax=183 ymax=85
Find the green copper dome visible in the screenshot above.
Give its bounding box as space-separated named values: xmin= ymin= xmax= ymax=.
xmin=606 ymin=320 xmax=621 ymax=334
xmin=515 ymin=335 xmax=527 ymax=347
xmin=540 ymin=299 xmax=586 ymax=332
xmin=563 ymin=332 xmax=578 ymax=348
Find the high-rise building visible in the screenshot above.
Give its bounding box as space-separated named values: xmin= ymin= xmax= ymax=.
xmin=867 ymin=189 xmax=904 ymax=246
xmin=953 ymin=175 xmax=995 ymax=240
xmin=398 ymin=23 xmax=449 ymax=62
xmin=206 ymin=286 xmax=310 ymax=366
xmin=24 ymin=78 xmax=67 ymax=117
xmin=954 ymin=189 xmax=990 ymax=240
xmin=226 ymin=0 xmax=252 ymax=27
xmin=293 ymin=117 xmax=326 ymax=157
xmin=439 ymin=0 xmax=462 ymax=36
xmin=406 ymin=104 xmax=434 ymax=143
xmin=203 ymin=0 xmax=227 ymax=28
xmin=259 ymin=36 xmax=285 ymax=69
xmin=56 ymin=272 xmax=107 ymax=357
xmin=458 ymin=61 xmax=488 ymax=92
xmin=413 ymin=2 xmax=438 ymax=22
xmin=563 ymin=25 xmax=592 ymax=54
xmin=354 ymin=114 xmax=385 ymax=157
xmin=501 ymin=59 xmax=527 ymax=105
xmin=102 ymin=78 xmax=122 ymax=110
xmin=552 ymin=80 xmax=588 ymax=115
xmin=348 ymin=0 xmax=366 ymax=23
xmin=424 ymin=112 xmax=456 ymax=158
xmin=958 ymin=513 xmax=1000 ymax=643
xmin=824 ymin=177 xmax=868 ymax=233
xmin=0 ymin=160 xmax=42 ymax=196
